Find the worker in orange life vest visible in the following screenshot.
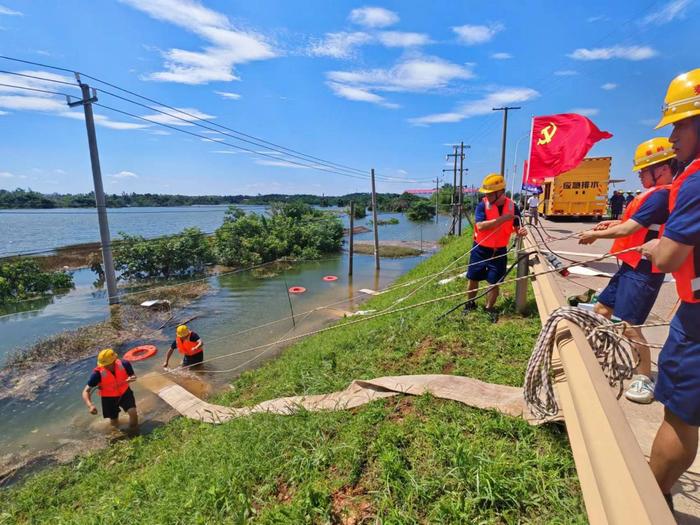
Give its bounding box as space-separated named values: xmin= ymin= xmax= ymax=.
xmin=639 ymin=68 xmax=700 ymax=513
xmin=578 ymin=137 xmax=675 ymax=404
xmin=82 ymin=348 xmax=138 ymax=429
xmin=464 ymin=173 xmax=527 ymax=323
xmin=163 ymin=324 xmax=204 ymax=369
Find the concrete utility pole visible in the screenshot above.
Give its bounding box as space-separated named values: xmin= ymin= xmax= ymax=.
xmin=370 ymin=169 xmax=380 ymax=270
xmin=458 ymin=142 xmax=467 ymax=236
xmin=434 ymin=177 xmax=440 ymax=224
xmin=348 ymin=201 xmax=354 ymax=276
xmin=68 ymin=79 xmax=119 ymax=305
xmin=492 ymin=106 xmax=521 ymax=178
xmin=445 ymin=145 xmax=462 ymax=235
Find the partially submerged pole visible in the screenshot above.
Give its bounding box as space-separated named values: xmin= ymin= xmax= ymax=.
xmin=68 ymin=79 xmax=119 ymax=304
xmin=348 ymin=201 xmax=354 ymax=276
xmin=371 ymin=169 xmax=380 ymax=270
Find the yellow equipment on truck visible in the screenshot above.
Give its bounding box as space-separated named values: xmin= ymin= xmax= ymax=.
xmin=538 ymin=156 xmax=611 ymax=219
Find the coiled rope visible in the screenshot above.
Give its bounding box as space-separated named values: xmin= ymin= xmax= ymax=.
xmin=524 ymin=306 xmax=638 ymax=419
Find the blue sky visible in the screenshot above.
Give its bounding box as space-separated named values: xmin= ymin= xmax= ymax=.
xmin=0 ymin=0 xmax=697 ymax=195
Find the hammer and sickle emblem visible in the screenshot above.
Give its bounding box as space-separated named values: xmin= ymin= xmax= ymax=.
xmin=537 ymin=122 xmax=557 ymax=145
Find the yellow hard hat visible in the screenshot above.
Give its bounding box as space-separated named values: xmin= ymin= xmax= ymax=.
xmin=176 ymin=324 xmax=190 ymax=338
xmin=97 ymin=348 xmax=117 ymax=367
xmin=632 ymin=137 xmax=676 ymax=171
xmin=478 ymin=173 xmax=506 ymax=193
xmin=656 ymin=68 xmax=700 ymax=129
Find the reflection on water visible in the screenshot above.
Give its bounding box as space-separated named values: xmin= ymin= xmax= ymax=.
xmin=0 ymin=212 xmax=452 ymax=472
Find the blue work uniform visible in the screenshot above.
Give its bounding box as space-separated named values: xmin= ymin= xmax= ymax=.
xmin=466 ymin=201 xmax=521 ymax=284
xmin=655 ymin=173 xmax=700 ymax=425
xmin=597 ymin=190 xmax=670 ymax=325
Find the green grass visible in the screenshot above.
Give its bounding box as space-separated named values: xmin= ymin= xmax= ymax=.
xmin=1 ymin=235 xmax=585 ymax=524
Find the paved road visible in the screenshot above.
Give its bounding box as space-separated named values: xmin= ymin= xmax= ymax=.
xmin=528 ymin=218 xmax=698 ymax=523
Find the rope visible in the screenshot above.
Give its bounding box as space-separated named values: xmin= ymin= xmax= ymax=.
xmin=524 ymin=306 xmax=638 ymax=419
xmin=164 ymin=246 xmax=641 ymax=375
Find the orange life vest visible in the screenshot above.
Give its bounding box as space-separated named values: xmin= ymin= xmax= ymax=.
xmin=176 ymin=336 xmax=202 ymax=356
xmin=474 ymin=197 xmax=515 ymax=249
xmin=611 ymin=185 xmax=670 ymax=270
xmin=93 ymin=359 xmax=129 ymax=398
xmin=668 ymin=159 xmax=700 ymax=303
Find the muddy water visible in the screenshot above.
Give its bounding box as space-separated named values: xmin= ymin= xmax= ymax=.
xmin=0 ymin=213 xmax=455 ymax=476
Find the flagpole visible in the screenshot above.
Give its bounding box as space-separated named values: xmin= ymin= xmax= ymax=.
xmin=525 ymin=116 xmax=535 ymax=190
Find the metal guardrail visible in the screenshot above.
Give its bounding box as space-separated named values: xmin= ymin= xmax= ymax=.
xmin=525 ymin=237 xmax=674 ymax=524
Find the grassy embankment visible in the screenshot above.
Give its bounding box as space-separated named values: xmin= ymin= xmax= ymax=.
xmin=1 ymin=235 xmax=585 ymax=524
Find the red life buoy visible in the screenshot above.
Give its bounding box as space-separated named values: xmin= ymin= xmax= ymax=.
xmin=288 ymin=286 xmax=306 ymax=294
xmin=123 ymin=345 xmax=158 ymax=362
xmin=322 ymin=275 xmax=338 ymax=282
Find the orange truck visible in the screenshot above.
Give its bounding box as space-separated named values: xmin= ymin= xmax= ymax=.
xmin=537 ymin=156 xmax=612 ymax=219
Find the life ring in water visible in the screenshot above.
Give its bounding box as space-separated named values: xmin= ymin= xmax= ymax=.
xmin=322 ymin=275 xmax=338 ymax=282
xmin=123 ymin=345 xmax=158 ymax=362
xmin=288 ymin=286 xmax=306 ymax=294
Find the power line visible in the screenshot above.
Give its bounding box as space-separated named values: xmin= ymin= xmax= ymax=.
xmin=0 ymin=69 xmax=78 ymax=87
xmin=0 ymin=82 xmax=72 ymax=97
xmin=0 ymin=56 xmax=432 ymax=184
xmin=93 ymin=86 xmax=384 ymax=181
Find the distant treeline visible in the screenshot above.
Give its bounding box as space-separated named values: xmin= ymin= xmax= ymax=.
xmin=0 ymin=188 xmax=424 ymax=211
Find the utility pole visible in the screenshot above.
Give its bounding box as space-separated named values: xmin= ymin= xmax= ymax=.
xmin=492 ymin=106 xmax=521 ymax=178
xmin=348 ymin=201 xmax=354 ymax=276
xmin=445 ymin=145 xmax=461 ymax=235
xmin=370 ymin=168 xmax=380 ymax=270
xmin=458 ymin=142 xmax=466 ymax=236
xmin=434 ymin=176 xmax=440 ymax=224
xmin=68 ymin=78 xmax=119 ymax=305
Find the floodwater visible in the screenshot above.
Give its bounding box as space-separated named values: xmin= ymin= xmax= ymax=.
xmin=0 ymin=204 xmax=452 ymax=257
xmin=0 ymin=211 xmax=459 ymax=476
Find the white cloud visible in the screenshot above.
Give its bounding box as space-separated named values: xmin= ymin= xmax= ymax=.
xmin=587 ymin=15 xmax=608 ymax=23
xmin=308 ymin=32 xmax=372 ymax=59
xmin=0 ymin=5 xmax=21 ymax=15
xmin=255 ymin=159 xmax=309 ymax=169
xmin=491 ymin=52 xmax=512 ymax=60
xmin=640 ymin=0 xmax=691 ymax=25
xmin=569 ymin=108 xmax=599 ymax=116
xmin=0 ymin=171 xmax=14 ymax=178
xmin=326 ymin=55 xmax=473 ymax=107
xmin=378 ymin=31 xmax=431 ymax=47
xmin=452 ymin=23 xmax=504 ymax=45
xmin=110 ymin=170 xmax=138 ymax=178
xmin=601 ymin=82 xmax=618 ymax=90
xmin=326 ymin=82 xmax=399 ymax=108
xmin=212 ymin=149 xmax=239 ymax=154
xmin=349 ymin=7 xmax=398 ymax=28
xmin=215 ymin=90 xmax=241 ymax=100
xmin=569 ymin=45 xmax=657 ymax=61
xmin=328 ymin=56 xmax=473 ymax=92
xmin=409 ymin=87 xmax=539 ymax=126
xmin=140 ymin=106 xmax=214 ymax=126
xmin=149 ymin=129 xmax=171 ymax=135
xmin=554 ymin=70 xmax=579 ymax=76
xmin=62 ymin=111 xmax=151 ymax=130
xmin=120 ymin=0 xmax=276 ymax=84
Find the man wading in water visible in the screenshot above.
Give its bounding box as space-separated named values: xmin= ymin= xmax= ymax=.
xmin=82 ymin=348 xmax=138 ymax=430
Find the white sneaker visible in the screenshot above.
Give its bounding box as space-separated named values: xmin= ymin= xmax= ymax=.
xmin=625 ymin=375 xmax=655 ymax=404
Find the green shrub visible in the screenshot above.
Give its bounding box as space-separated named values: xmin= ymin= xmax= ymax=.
xmin=113 ymin=228 xmax=214 ymax=280
xmin=214 ymin=203 xmax=343 ymax=267
xmin=0 ymin=258 xmax=73 ymax=303
xmin=407 ymin=200 xmax=436 ymax=222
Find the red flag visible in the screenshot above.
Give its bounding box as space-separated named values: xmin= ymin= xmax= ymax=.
xmin=527 ymin=114 xmax=612 ymax=181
